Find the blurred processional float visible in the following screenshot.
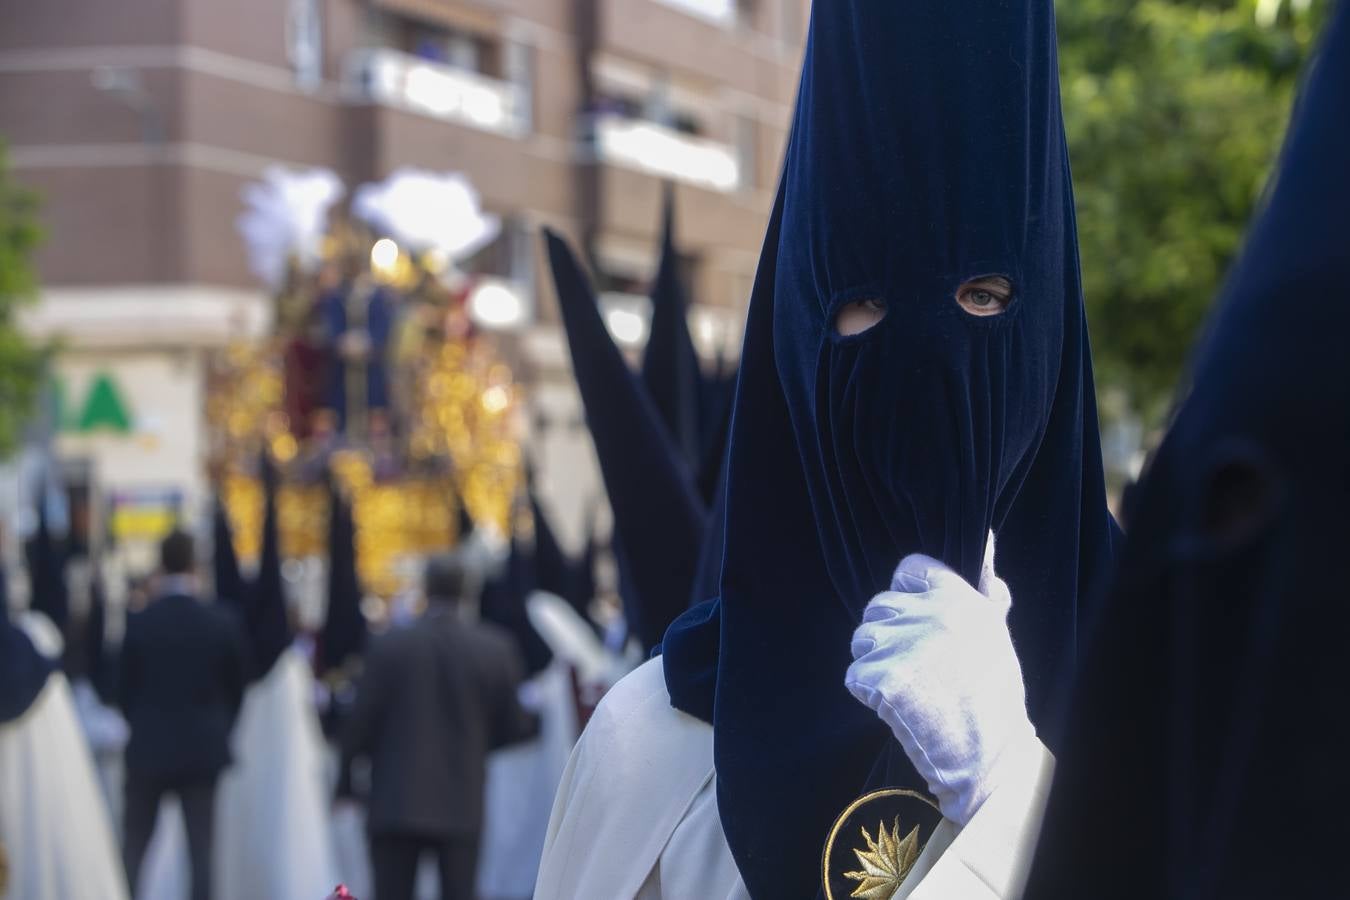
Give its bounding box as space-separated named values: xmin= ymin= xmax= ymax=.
xmin=213 ymin=166 xmax=525 ymax=601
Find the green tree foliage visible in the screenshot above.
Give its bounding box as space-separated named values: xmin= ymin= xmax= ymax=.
xmin=1060 ymin=0 xmax=1327 ymax=420
xmin=0 ymin=141 xmax=45 ymax=456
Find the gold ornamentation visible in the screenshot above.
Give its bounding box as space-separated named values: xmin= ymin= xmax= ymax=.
xmin=842 ymin=817 xmax=921 ymax=899
xmin=822 ymin=788 xmax=940 ymax=900
xmin=208 ymin=296 xmax=522 ymax=598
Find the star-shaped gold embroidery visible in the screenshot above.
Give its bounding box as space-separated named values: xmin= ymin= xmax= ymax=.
xmin=842 ymin=816 xmax=921 ymax=900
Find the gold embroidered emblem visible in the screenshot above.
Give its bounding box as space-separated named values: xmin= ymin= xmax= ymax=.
xmin=843 ymin=816 xmax=922 ymax=899
xmin=822 ymin=788 xmax=941 ymax=900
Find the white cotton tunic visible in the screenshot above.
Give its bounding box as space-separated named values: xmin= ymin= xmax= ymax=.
xmin=0 ymin=673 xmax=131 ymax=900
xmin=535 ymin=658 xmax=1055 ymax=900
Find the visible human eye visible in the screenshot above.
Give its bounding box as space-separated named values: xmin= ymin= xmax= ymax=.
xmin=833 ymin=297 xmax=887 ymax=336
xmin=956 ymin=276 xmax=1012 ymax=317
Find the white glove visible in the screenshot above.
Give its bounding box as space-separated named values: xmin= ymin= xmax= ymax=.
xmin=844 ymin=534 xmax=1040 ymax=825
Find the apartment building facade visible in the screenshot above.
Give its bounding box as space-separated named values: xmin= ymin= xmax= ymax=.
xmin=0 ymin=0 xmax=805 ymax=553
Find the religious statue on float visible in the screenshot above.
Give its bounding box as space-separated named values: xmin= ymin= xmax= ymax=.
xmin=218 ymin=166 xmax=522 ymax=597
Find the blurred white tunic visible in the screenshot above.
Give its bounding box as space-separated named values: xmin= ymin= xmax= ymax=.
xmin=535 ymin=658 xmax=1054 ymax=900
xmin=0 ymin=670 xmax=130 ymax=900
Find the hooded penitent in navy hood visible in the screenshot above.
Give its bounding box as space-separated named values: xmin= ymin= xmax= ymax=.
xmin=1025 ymin=6 xmax=1350 ymax=896
xmin=660 ymin=0 xmax=1118 ymax=894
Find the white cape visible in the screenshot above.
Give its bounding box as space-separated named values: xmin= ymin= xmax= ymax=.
xmin=476 ymin=591 xmax=631 ymax=899
xmin=138 ymin=648 xmax=339 ymax=900
xmin=536 ymin=658 xmax=1055 ymax=900
xmin=476 ymin=662 xmax=577 ymax=899
xmin=0 ymin=673 xmax=131 ymax=900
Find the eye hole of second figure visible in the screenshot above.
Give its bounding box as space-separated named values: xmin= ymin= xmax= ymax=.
xmin=956 ymin=276 xmax=1013 ymax=317
xmin=834 ymin=296 xmax=888 ymax=336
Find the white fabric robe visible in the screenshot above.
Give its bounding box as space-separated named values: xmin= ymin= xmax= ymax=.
xmin=477 ymin=662 xmax=579 ymax=899
xmin=476 ymin=591 xmax=631 ymax=899
xmin=0 ymin=673 xmax=131 ymax=900
xmin=535 ymin=658 xmax=1054 ymax=900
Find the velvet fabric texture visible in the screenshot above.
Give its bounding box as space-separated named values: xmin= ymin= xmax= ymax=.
xmin=661 ymin=2 xmax=1119 ymax=895
xmin=1024 ymin=7 xmax=1350 ymax=896
xmin=544 ymin=232 xmax=706 ymax=654
xmin=479 ymin=534 xmax=553 ymax=676
xmin=318 ymin=483 xmax=367 ymax=676
xmin=641 ymin=187 xmax=705 ymax=474
xmin=25 ymin=495 xmax=70 ymax=637
xmin=212 ymin=498 xmax=246 ymax=616
xmin=248 ymin=459 xmax=294 ymax=680
xmin=530 ymin=492 xmax=579 ymax=616
xmin=0 ymin=604 xmax=55 ymax=724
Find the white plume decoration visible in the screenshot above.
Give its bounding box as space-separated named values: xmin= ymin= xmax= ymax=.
xmin=352 ymin=168 xmax=500 ymax=262
xmin=236 ymin=166 xmax=344 ymax=290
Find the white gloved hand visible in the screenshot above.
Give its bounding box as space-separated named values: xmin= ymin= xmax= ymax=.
xmin=844 ymin=534 xmax=1040 ymax=826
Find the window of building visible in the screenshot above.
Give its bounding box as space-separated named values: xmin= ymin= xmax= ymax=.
xmin=286 ymin=0 xmax=324 ymax=91
xmin=370 ymin=12 xmax=502 ymax=79
xmin=781 ymin=0 xmax=804 ymax=47
xmin=654 ymin=0 xmax=737 ymax=27
xmin=503 ymin=40 xmax=536 ymax=132
xmin=735 ymin=115 xmax=757 ymax=190
xmin=597 ymin=268 xmax=646 ymax=297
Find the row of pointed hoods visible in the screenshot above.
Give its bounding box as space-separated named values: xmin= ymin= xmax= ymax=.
xmin=214 ymin=459 xmax=368 ymax=683
xmin=478 ymin=482 xmax=604 ymax=676
xmin=6 ymin=182 xmax=718 ymax=719
xmin=545 ymin=185 xmax=734 ymax=656
xmin=3 ymin=492 xmax=104 ymax=723
xmin=1 ymin=458 xmax=372 ymax=729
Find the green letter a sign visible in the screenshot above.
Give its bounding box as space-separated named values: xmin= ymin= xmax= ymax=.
xmin=77 ymin=374 xmax=134 ymax=433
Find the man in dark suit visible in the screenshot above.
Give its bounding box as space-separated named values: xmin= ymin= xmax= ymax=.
xmin=119 ymin=529 xmax=247 ymax=900
xmin=342 ymin=551 xmax=538 ymax=900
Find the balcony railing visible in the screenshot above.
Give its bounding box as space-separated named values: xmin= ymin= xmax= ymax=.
xmin=592 ymin=113 xmax=741 ymax=192
xmin=653 ymin=0 xmax=737 ymax=26
xmin=345 ymin=47 xmax=529 ymax=138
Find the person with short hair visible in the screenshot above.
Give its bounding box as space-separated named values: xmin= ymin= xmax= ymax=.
xmin=119 ymin=529 xmax=247 ymax=900
xmin=341 ymin=551 xmax=538 ymax=900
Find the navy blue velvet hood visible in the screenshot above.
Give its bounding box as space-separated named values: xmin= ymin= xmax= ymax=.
xmin=479 ymin=529 xmax=553 ymax=676
xmin=213 ymin=496 xmax=245 ymax=616
xmin=25 ymin=494 xmax=70 ymax=637
xmin=1026 ymin=6 xmax=1350 ymax=896
xmin=662 ymin=1 xmax=1118 ymax=894
xmin=1 ymin=576 xmax=55 ymax=724
xmin=642 ymin=187 xmax=704 ymax=473
xmin=248 ymin=458 xmax=293 ymax=680
xmin=319 ymin=482 xmax=367 ymax=676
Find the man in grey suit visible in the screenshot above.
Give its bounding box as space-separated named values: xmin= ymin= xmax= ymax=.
xmin=342 ymin=551 xmax=538 ymax=900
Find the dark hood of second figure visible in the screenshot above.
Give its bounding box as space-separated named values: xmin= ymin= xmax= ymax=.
xmin=1026 ymin=4 xmax=1350 ymax=896
xmin=662 ymin=0 xmax=1119 ymax=895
